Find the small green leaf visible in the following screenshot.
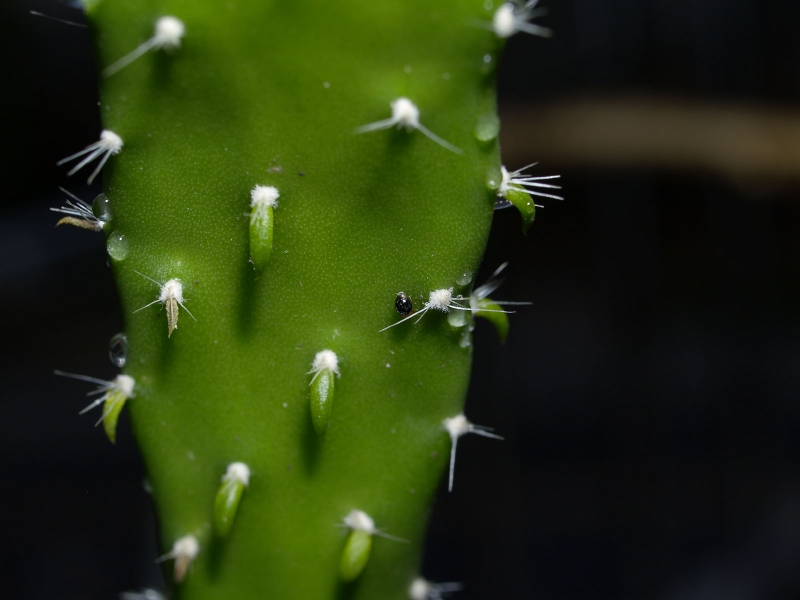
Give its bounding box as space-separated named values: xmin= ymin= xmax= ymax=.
xmin=101 ymin=388 xmax=128 ymax=444
xmin=504 ymin=188 xmax=536 ymax=234
xmin=310 ymin=369 xmax=335 ymax=436
xmin=475 ymin=298 xmax=509 ymax=343
xmin=249 ymin=204 xmax=274 ymax=269
xmin=339 ymin=530 xmax=372 ymax=582
xmin=214 ymin=479 xmax=245 ymax=538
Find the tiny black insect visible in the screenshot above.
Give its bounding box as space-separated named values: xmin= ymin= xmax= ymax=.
xmin=395 ymin=291 xmax=413 ymax=316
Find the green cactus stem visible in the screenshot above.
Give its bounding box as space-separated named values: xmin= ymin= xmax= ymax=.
xmin=59 ymin=0 xmax=547 ymax=597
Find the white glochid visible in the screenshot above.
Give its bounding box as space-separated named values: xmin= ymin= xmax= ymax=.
xmin=468 ymin=262 xmax=532 ymax=313
xmin=443 ymin=414 xmax=503 ymax=492
xmin=50 ymin=188 xmax=105 ymax=231
xmin=157 ymin=534 xmax=199 ymax=583
xmin=54 ymin=371 xmax=136 ymax=422
xmin=223 ymin=462 xmax=251 ymax=487
xmin=409 ymin=577 xmax=464 ymax=600
xmin=492 ymin=1 xmax=552 ymax=39
xmin=342 ymin=509 xmax=408 ymax=542
xmin=57 ymin=129 xmax=123 ymax=185
xmin=308 ymin=349 xmax=340 ymax=383
xmin=54 ymin=370 xmax=135 ymax=443
xmin=104 ymin=16 xmax=186 ymax=77
xmin=380 ymin=288 xmax=471 ymax=332
xmin=497 ymin=163 xmax=562 ymax=208
xmin=356 ymin=97 xmax=462 ymax=154
xmin=133 ymin=271 xmax=196 ymax=338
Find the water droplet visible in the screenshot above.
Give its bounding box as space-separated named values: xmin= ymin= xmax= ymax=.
xmin=106 ymin=231 xmax=129 ymax=261
xmin=92 ymin=193 xmax=113 ymax=222
xmin=486 ymin=166 xmax=502 ymax=191
xmin=108 ymin=333 xmax=128 ymax=367
xmin=459 ymin=330 xmax=472 ymax=348
xmin=456 ymin=271 xmax=473 ymax=286
xmin=448 ymin=310 xmax=468 ymax=328
xmin=484 ymin=0 xmax=494 ymax=10
xmin=474 ymin=113 xmax=500 ymax=142
xmin=480 ymin=53 xmax=494 ymax=74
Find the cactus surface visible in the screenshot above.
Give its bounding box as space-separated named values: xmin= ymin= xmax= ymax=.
xmin=57 ymin=0 xmax=546 ymax=598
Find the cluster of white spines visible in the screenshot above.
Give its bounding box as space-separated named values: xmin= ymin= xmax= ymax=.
xmin=409 ymin=577 xmax=463 ymax=600
xmin=53 ymin=371 xmax=136 ymax=420
xmin=133 ymin=271 xmax=195 ymax=337
xmin=356 ymin=97 xmax=462 ymax=154
xmin=309 ymin=349 xmax=340 ymax=380
xmin=223 ymin=461 xmax=251 ymax=486
xmin=251 ymin=185 xmax=280 ymax=209
xmin=50 ymin=188 xmax=106 ymax=231
xmin=443 ymin=413 xmax=504 ymax=492
xmin=158 ymin=534 xmax=200 ymax=583
xmin=492 ymin=1 xmax=552 ymax=39
xmin=57 ymin=129 xmax=124 ymax=185
xmin=343 ymin=509 xmax=375 ymax=534
xmin=499 ymin=163 xmax=563 ymax=203
xmin=342 ymin=508 xmax=408 ymax=542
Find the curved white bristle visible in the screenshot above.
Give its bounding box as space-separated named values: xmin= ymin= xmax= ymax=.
xmin=356 ymin=97 xmax=462 ymax=154
xmin=492 ymin=1 xmax=552 ymax=39
xmin=499 ymin=164 xmax=563 ymax=202
xmin=103 ymin=15 xmax=185 ymax=77
xmin=409 ymin=577 xmax=463 ymax=600
xmin=57 ymin=130 xmax=124 ymax=184
xmin=443 ymin=413 xmax=503 ymax=492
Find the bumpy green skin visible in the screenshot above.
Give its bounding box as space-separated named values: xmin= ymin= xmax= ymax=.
xmin=86 ymin=1 xmax=503 ymax=598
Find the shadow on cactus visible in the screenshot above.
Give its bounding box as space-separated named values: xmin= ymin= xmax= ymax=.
xmin=52 ymin=1 xmax=561 ymax=598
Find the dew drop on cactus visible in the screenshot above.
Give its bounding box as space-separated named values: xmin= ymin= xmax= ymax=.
xmin=213 ymin=462 xmax=250 ymax=537
xmin=108 ymin=332 xmax=128 ymax=367
xmin=249 ymin=185 xmax=279 ymax=269
xmin=447 ymin=309 xmax=468 ymax=328
xmin=480 ymin=53 xmax=494 ymax=74
xmin=92 ymin=194 xmax=114 ymax=223
xmin=486 ymin=166 xmax=503 ymax=193
xmin=308 ymin=350 xmax=340 ymax=435
xmin=92 ymin=193 xmax=113 ymax=222
xmin=106 ymin=231 xmax=130 ymax=261
xmin=473 ymin=113 xmax=500 ymax=142
xmin=456 ymin=271 xmax=473 ymax=286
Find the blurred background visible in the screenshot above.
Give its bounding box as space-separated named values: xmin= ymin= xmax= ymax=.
xmin=3 ymin=1 xmax=800 ymax=598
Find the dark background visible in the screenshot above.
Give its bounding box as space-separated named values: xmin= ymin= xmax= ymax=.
xmin=3 ymin=1 xmax=800 ymax=599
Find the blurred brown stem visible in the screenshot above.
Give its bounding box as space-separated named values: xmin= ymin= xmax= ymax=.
xmin=500 ymin=96 xmax=800 ymax=183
